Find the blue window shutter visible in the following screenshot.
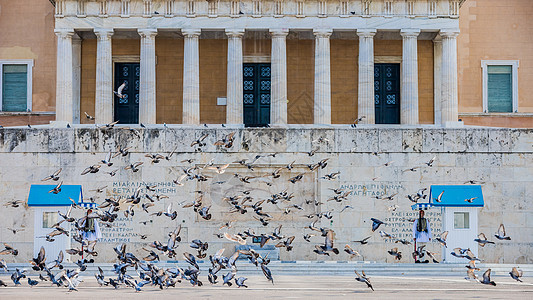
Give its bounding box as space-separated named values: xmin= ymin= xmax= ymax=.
xmin=2 ymin=64 xmax=28 ymax=112
xmin=487 ymin=65 xmax=512 ymax=113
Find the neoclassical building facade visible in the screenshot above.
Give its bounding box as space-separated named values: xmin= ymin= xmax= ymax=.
xmin=1 ymin=0 xmax=532 ymax=127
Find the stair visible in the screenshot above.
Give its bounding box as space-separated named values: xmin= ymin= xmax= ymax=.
xmin=2 ymin=261 xmax=532 ymax=277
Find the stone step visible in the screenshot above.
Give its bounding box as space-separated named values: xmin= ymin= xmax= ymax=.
xmin=3 ymin=262 xmax=532 ymax=277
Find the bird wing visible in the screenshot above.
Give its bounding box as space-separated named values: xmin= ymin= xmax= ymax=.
xmin=498 ymin=224 xmax=506 ymax=236
xmin=478 ymin=233 xmax=487 ymax=240
xmin=441 ymin=231 xmax=448 ymax=240
xmin=325 ymin=230 xmax=335 ymax=249
xmin=482 ymin=269 xmax=491 ymax=282
xmin=466 ymin=269 xmax=477 ymax=279
xmin=199 ymin=133 xmax=209 ymax=142
xmin=117 ymin=82 xmax=126 ymax=95
xmin=37 ymin=246 xmax=46 ymax=263
xmin=57 ymin=250 xmax=64 ymax=263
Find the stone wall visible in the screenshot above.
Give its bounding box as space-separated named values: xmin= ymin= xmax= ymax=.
xmin=0 ymin=127 xmax=531 ymax=264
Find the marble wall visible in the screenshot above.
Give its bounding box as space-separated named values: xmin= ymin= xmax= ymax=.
xmin=0 ymin=127 xmax=531 ymax=263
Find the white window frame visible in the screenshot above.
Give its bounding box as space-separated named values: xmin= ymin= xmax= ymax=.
xmin=0 ymin=59 xmax=34 ymax=112
xmin=481 ymin=60 xmax=519 ymax=113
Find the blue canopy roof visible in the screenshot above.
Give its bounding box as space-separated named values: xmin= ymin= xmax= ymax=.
xmin=27 ymin=185 xmax=82 ymax=207
xmin=429 ymin=185 xmax=484 ymax=207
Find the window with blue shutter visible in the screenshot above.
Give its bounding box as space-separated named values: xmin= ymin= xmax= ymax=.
xmin=2 ymin=64 xmax=28 ymax=112
xmin=487 ymin=65 xmax=512 ymax=113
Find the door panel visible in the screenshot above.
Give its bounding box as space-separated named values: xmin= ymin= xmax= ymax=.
xmin=243 ymin=63 xmax=271 ymax=127
xmin=443 ymin=207 xmax=479 ymax=263
xmin=114 ymin=63 xmax=140 ymax=124
xmin=374 ymin=64 xmax=400 ymax=124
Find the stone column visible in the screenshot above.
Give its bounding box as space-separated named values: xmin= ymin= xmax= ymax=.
xmin=433 ymin=35 xmax=443 ymax=126
xmin=182 ymin=29 xmax=201 ymax=125
xmin=72 ymin=34 xmax=82 ymax=124
xmin=269 ymin=28 xmax=289 ymax=125
xmin=313 ymin=29 xmax=333 ymax=125
xmin=400 ymin=29 xmax=420 ymax=125
xmin=357 ymin=29 xmax=376 ymax=124
xmin=138 ymin=28 xmax=158 ymax=124
xmin=225 ymin=29 xmax=245 ymax=124
xmin=54 ymin=29 xmax=75 ymax=124
xmin=94 ymin=28 xmax=114 ymax=124
xmin=440 ymin=29 xmax=460 ymax=126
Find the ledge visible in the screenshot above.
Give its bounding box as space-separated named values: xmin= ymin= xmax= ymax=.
xmin=0 ymin=111 xmax=55 ymax=116
xmin=459 ymin=112 xmax=533 ymax=117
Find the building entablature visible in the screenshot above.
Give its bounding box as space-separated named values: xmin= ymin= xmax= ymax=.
xmin=54 ymin=1 xmax=464 ymax=23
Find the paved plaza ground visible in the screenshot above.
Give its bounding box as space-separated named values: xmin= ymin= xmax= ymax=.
xmin=0 ymin=274 xmax=532 ymax=299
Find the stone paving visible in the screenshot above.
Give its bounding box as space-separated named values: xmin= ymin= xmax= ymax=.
xmin=0 ymin=274 xmax=532 ymax=299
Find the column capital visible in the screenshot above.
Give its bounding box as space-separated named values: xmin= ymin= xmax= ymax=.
xmin=182 ymin=29 xmax=202 ymax=37
xmin=440 ymin=29 xmax=460 ymax=39
xmin=225 ymin=29 xmax=245 ymax=38
xmin=269 ymin=28 xmax=289 ymax=37
xmin=356 ymin=29 xmax=377 ymax=38
xmin=138 ymin=28 xmax=158 ymax=38
xmin=54 ymin=28 xmax=75 ymax=38
xmin=400 ymin=28 xmax=421 ymax=38
xmin=94 ymin=28 xmax=114 ymax=39
xmin=313 ymin=29 xmax=333 ymax=38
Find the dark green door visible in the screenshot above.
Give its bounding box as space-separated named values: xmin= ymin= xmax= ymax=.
xmin=374 ymin=64 xmax=400 ymax=124
xmin=114 ymin=63 xmax=140 ymax=124
xmin=243 ymin=63 xmax=271 ymax=127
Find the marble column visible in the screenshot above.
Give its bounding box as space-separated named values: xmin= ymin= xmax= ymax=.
xmin=433 ymin=35 xmax=443 ymax=126
xmin=138 ymin=29 xmax=158 ymax=124
xmin=440 ymin=29 xmax=460 ymax=126
xmin=357 ymin=29 xmax=376 ymax=124
xmin=54 ymin=29 xmax=75 ymax=123
xmin=94 ymin=28 xmax=114 ymax=124
xmin=182 ymin=29 xmax=201 ymax=125
xmin=313 ymin=29 xmax=333 ymax=125
xmin=269 ymin=28 xmax=289 ymax=125
xmin=72 ymin=34 xmax=82 ymax=124
xmin=225 ymin=29 xmax=245 ymax=124
xmin=400 ymin=29 xmax=420 ymax=125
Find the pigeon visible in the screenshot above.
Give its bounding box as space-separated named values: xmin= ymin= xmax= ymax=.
xmin=84 ymin=112 xmax=95 ymax=120
xmin=464 ymin=197 xmax=478 ymax=203
xmin=114 ymin=81 xmax=126 ymax=98
xmin=352 ymin=236 xmax=371 ymax=245
xmin=433 ymin=190 xmax=444 ymax=202
xmin=0 ymin=243 xmax=19 ymax=256
xmin=474 ymin=233 xmax=495 ymax=247
xmin=509 ymin=267 xmax=523 ymax=282
xmin=235 ymin=277 xmax=248 ymax=288
xmin=370 ymin=218 xmax=386 ymax=232
xmin=480 ymin=269 xmax=496 ymax=286
xmin=388 ymin=248 xmax=402 ymax=261
xmin=27 ymin=277 xmax=39 ymax=287
xmin=494 ymin=224 xmax=511 ymax=240
xmin=354 ymin=270 xmax=374 ymax=291
xmin=344 ymin=245 xmax=361 ymax=258
xmin=48 ymin=181 xmax=63 ymax=194
xmin=42 ymin=168 xmax=62 ymax=181
xmin=436 ymin=231 xmax=448 ymax=247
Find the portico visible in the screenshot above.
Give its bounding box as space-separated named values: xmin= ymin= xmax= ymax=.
xmin=53 ymin=0 xmax=463 ymax=127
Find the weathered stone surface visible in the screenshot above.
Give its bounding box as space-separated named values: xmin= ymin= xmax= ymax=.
xmin=0 ymin=127 xmax=530 ymax=264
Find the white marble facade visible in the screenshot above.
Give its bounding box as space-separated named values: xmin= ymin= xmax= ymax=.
xmin=53 ymin=0 xmax=463 ymax=126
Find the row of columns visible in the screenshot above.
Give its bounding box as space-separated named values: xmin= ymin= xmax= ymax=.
xmin=55 ymin=28 xmax=460 ymax=126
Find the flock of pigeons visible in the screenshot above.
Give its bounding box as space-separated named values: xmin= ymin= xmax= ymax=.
xmin=0 ymin=123 xmax=527 ymax=292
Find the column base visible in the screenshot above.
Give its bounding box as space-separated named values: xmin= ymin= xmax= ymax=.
xmin=49 ymin=121 xmax=71 ymax=128
xmin=443 ymin=121 xmax=464 ymax=128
